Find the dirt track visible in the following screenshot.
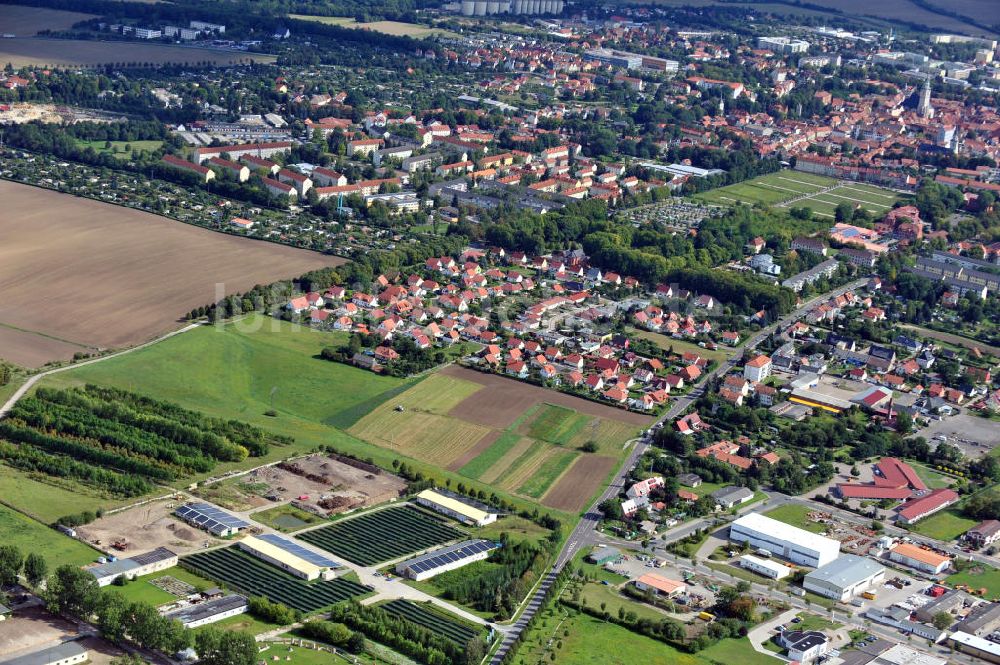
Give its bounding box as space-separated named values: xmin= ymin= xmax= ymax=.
xmin=441 ymin=366 xmax=652 ymax=428
xmin=0 ymin=181 xmax=343 ymax=366
xmin=542 ymin=455 xmax=617 ymax=512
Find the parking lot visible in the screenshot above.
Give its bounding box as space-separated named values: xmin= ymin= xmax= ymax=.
xmin=604 ymin=553 xmax=718 ymax=612
xmin=919 ymin=411 xmax=997 ymax=458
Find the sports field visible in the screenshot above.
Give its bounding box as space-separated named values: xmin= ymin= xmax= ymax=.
xmin=693 ymin=171 xmax=906 ymax=219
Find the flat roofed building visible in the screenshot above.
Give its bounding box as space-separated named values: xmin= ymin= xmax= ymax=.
xmin=238 ymin=535 xmax=339 ymax=581
xmin=953 ymin=600 xmax=1000 ymax=635
xmin=803 ymin=554 xmax=886 ymax=601
xmin=87 ymin=547 xmax=178 ymax=586
xmin=730 ymin=513 xmax=841 ymax=567
xmin=888 ymin=542 xmax=951 ymax=574
xmin=740 ymin=554 xmax=791 ymax=579
xmin=0 ymin=642 xmax=88 ymax=665
xmin=870 ymin=644 xmax=946 ymax=665
xmin=415 ymin=489 xmax=498 ymax=526
xmin=165 ymin=594 xmax=248 ymax=628
xmin=395 ymin=540 xmax=498 ymax=581
xmin=949 ymin=631 xmax=1000 ymax=663
xmin=633 ymin=573 xmax=686 ymax=597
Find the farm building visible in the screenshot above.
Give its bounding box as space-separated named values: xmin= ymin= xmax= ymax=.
xmin=414 ymin=488 xmax=498 ymax=526
xmin=740 ymin=554 xmax=791 ymax=580
xmin=888 ymin=543 xmax=951 ymax=574
xmin=86 ymin=547 xmax=178 ymax=587
xmin=0 ymin=641 xmax=88 ymax=665
xmin=164 ymin=594 xmax=248 ymax=628
xmin=238 ymin=534 xmax=343 ymax=581
xmin=729 ymin=513 xmax=840 ymax=567
xmin=395 ymin=539 xmax=499 ymax=581
xmin=803 ymin=554 xmax=886 ymax=601
xmin=175 ymin=502 xmax=250 ymax=537
xmin=587 ymin=545 xmax=621 ymax=565
xmin=633 ymin=573 xmax=686 ymax=597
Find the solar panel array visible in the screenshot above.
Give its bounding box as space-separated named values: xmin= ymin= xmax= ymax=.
xmin=258 ymin=533 xmax=341 ymax=569
xmin=401 ymin=539 xmax=497 ymax=576
xmin=176 ymin=502 xmax=250 ymax=534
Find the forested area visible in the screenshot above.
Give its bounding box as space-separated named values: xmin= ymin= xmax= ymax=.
xmin=0 ymin=386 xmax=286 ymax=496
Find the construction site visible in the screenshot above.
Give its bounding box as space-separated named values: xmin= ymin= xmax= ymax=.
xmin=76 ymin=499 xmax=224 ymax=557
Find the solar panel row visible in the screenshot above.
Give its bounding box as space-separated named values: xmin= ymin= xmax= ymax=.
xmin=258 ymin=533 xmax=341 ymax=569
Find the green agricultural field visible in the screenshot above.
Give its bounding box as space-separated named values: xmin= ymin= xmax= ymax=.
xmin=947 ymin=563 xmax=1000 ymax=598
xmin=763 ymin=504 xmax=828 ymax=534
xmin=459 ymin=431 xmax=523 ymax=478
xmin=909 ymin=510 xmax=978 ymax=542
xmin=522 ymin=405 xmax=590 ymax=444
xmin=76 ymin=139 xmax=163 ymax=160
xmin=0 ymin=503 xmax=101 ymax=568
xmin=517 ymin=448 xmax=578 ymax=498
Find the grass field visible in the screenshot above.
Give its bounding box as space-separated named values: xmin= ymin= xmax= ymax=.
xmin=76 ymin=139 xmax=163 ymax=160
xmin=512 ymin=606 xmax=779 ymax=665
xmin=947 ymin=563 xmax=1000 ymax=599
xmin=109 ymin=566 xmax=218 ymax=607
xmin=794 ymin=612 xmax=842 ymax=632
xmin=289 ymin=15 xmax=460 ymax=37
xmin=910 ymin=463 xmax=955 ymax=490
xmin=763 ymin=504 xmax=828 ymax=534
xmin=909 ymin=510 xmax=978 ymax=542
xmin=692 ymin=171 xmax=906 ymax=219
xmin=0 ymin=465 xmax=130 ymax=523
xmin=0 ymin=503 xmax=100 ymax=568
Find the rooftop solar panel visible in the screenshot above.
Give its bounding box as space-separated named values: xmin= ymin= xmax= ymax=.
xmin=175 ymin=503 xmax=250 ymax=531
xmin=398 ymin=539 xmax=498 ymax=574
xmin=259 ymin=534 xmax=341 ymax=568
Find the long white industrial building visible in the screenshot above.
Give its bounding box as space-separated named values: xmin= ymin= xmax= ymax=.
xmin=729 ymin=513 xmax=840 ymax=568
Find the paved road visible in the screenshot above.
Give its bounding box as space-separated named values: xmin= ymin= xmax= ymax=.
xmin=488 ymin=279 xmax=868 ymax=663
xmin=0 ymin=322 xmax=202 ymax=418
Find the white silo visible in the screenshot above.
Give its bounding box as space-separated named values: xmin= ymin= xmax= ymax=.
xmin=473 ymin=1 xmax=487 ymax=15
xmin=462 ymin=0 xmax=475 ymax=15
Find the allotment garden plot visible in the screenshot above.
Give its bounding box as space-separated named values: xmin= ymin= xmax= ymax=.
xmin=693 ymin=171 xmax=906 ymax=218
xmin=182 ymin=547 xmax=369 ymax=613
xmin=296 ymin=506 xmax=465 ymax=566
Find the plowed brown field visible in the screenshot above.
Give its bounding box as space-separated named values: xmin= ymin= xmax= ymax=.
xmin=0 ymin=181 xmax=343 ymax=367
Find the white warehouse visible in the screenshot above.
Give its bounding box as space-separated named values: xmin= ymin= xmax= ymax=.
xmin=803 ymin=554 xmax=886 ymax=601
xmin=740 ymin=554 xmax=791 ymax=580
xmin=729 ymin=513 xmax=840 ymax=568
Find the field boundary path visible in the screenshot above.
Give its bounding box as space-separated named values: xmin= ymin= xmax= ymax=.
xmin=0 ymin=322 xmax=202 ymax=418
xmin=487 ymin=277 xmax=868 ymax=665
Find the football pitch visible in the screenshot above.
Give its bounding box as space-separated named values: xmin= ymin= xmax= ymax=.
xmin=693 ymin=171 xmax=907 ymax=218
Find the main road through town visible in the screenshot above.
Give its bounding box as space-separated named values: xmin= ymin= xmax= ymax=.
xmin=488 ymin=277 xmax=869 ymax=664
